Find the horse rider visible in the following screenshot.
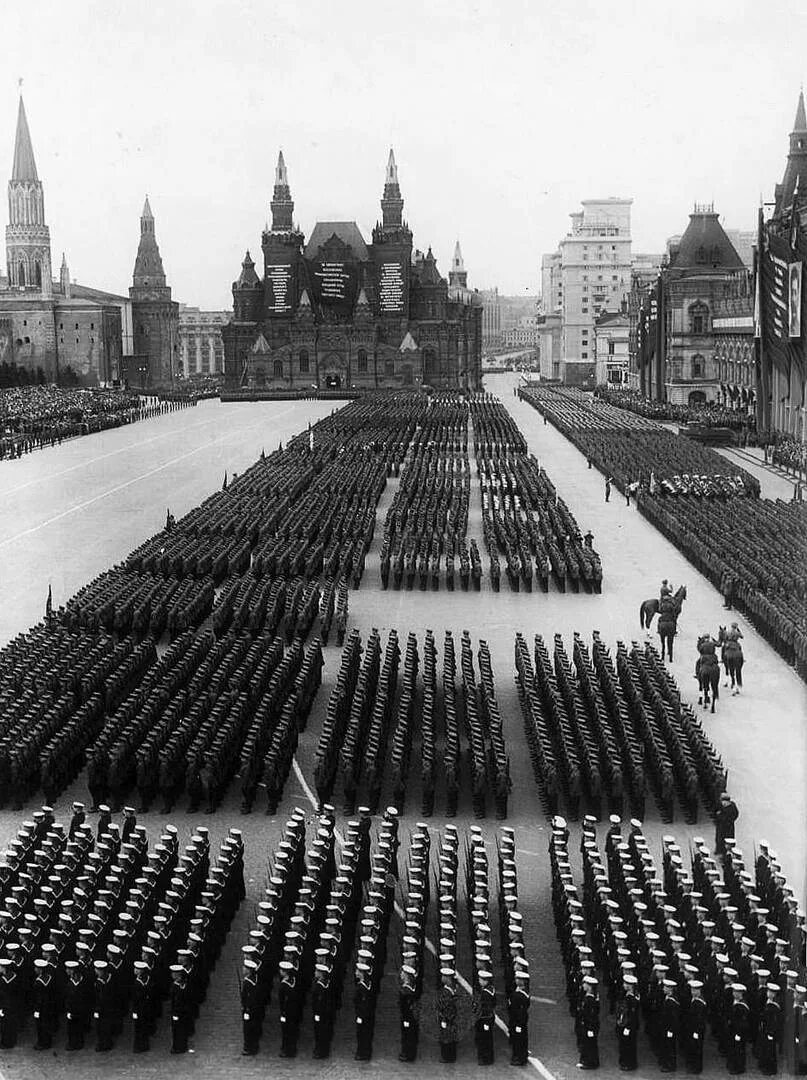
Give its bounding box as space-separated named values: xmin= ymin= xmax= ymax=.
xmin=660 ymin=579 xmax=673 ymax=602
xmin=721 ymin=622 xmax=744 ymax=694
xmin=695 ymin=632 xmax=718 ymax=678
xmin=724 ymin=622 xmax=743 ymax=648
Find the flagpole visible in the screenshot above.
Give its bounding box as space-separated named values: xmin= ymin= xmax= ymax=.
xmin=755 ymin=206 xmax=770 ymax=438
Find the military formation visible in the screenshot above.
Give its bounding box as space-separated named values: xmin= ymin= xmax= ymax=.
xmin=516 ymin=630 xmax=727 ymax=823
xmin=312 ymin=628 xmax=510 ymax=819
xmin=0 ymin=806 xmax=243 ymax=1053
xmin=550 ymin=812 xmax=807 ymax=1074
xmin=237 ymin=812 xmax=531 ymax=1065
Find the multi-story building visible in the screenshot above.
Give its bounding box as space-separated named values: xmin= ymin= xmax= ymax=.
xmin=631 ymin=204 xmax=750 ymax=405
xmin=543 ymin=198 xmax=633 ymax=386
xmin=222 ymin=150 xmax=482 ymax=391
xmin=756 ymin=90 xmax=807 ymax=439
xmin=594 ymin=307 xmax=630 ymax=386
xmin=0 ymin=97 xmax=124 ymax=384
xmin=178 ymin=306 xmax=227 ymax=378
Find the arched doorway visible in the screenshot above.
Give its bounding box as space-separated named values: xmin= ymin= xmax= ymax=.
xmin=688 ymin=390 xmax=707 ymax=406
xmin=321 ymin=351 xmax=347 ymax=390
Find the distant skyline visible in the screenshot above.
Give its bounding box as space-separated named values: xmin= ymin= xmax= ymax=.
xmin=3 ymin=0 xmax=806 ymax=309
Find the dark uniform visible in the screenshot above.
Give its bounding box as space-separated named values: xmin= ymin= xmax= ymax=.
xmin=616 ymin=978 xmax=640 ymax=1070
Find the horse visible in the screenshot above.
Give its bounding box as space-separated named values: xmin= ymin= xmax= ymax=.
xmin=640 ymin=584 xmax=687 ymax=630
xmin=718 ymin=626 xmax=744 ymax=695
xmin=695 ymin=635 xmax=720 ymax=713
xmin=658 ymin=610 xmax=678 ymax=662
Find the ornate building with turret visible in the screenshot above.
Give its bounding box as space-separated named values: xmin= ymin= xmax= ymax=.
xmin=128 ymin=197 xmax=179 ymax=387
xmin=0 ymin=96 xmax=126 ymax=384
xmin=222 ymin=150 xmax=482 ymax=391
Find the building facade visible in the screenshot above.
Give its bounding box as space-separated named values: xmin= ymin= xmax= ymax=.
xmin=0 ymin=97 xmax=123 ymax=384
xmin=594 ymin=308 xmax=630 ymax=386
xmin=632 ymin=204 xmax=751 ymax=406
xmin=479 ymin=287 xmax=502 ymax=348
xmin=542 ymin=198 xmax=633 ymax=386
xmin=178 ymin=305 xmax=227 ymax=378
xmin=129 ymin=198 xmax=179 ymax=388
xmin=222 ymin=151 xmax=482 ymax=392
xmin=755 ymin=90 xmax=807 ymax=440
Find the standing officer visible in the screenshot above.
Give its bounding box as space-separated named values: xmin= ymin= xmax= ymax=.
xmin=616 ymin=971 xmax=640 ymax=1070
xmin=355 ymin=960 xmax=375 ymax=1061
xmin=682 ymin=979 xmax=707 ymax=1074
xmin=65 ymin=958 xmax=92 ymax=1051
xmin=169 ymin=963 xmax=193 ymax=1054
xmin=578 ymin=975 xmax=600 ymax=1069
xmin=727 ymin=983 xmax=751 ymax=1075
xmin=715 ymin=794 xmax=740 ymax=857
xmin=510 ymin=965 xmax=531 ymax=1065
xmin=278 ymin=959 xmax=301 ymax=1058
xmin=0 ymin=957 xmax=20 ymax=1048
xmin=658 ymin=977 xmax=680 ymax=1072
xmin=32 ymin=957 xmax=58 ymax=1050
xmin=475 ymin=968 xmax=496 ymax=1065
xmin=757 ymin=982 xmax=782 ymax=1075
xmin=131 ymin=959 xmax=153 ymax=1053
xmin=399 ymin=963 xmax=419 ymax=1062
xmin=438 ymin=967 xmax=458 ymax=1063
xmin=240 ymin=954 xmax=262 ymax=1056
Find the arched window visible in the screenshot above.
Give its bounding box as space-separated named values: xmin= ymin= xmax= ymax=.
xmin=299 ymin=349 xmax=309 ymax=373
xmin=689 ymin=302 xmax=709 ymax=335
xmin=18 ymin=261 xmax=25 ymax=287
xmin=273 ymin=357 xmax=283 ymax=378
xmin=357 ymin=348 xmax=368 ymax=374
xmin=35 ymin=261 xmax=42 ymax=288
xmin=692 ymin=353 xmax=705 ymax=378
xmin=423 ymin=348 xmax=437 ymax=376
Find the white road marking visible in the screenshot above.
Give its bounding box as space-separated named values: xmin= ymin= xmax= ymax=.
xmin=291 ymin=757 xmax=558 ymax=1079
xmin=0 ymin=409 xmax=237 ymax=496
xmin=0 ymin=413 xmax=289 ymax=550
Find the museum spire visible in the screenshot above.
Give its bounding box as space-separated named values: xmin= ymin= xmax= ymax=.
xmin=381 ymin=146 xmax=404 ymax=229
xmin=271 ymin=150 xmax=294 ymax=232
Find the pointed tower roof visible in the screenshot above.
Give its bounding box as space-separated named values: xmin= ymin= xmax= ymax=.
xmin=668 ymin=205 xmax=744 ymax=272
xmin=452 ymin=241 xmax=464 ymax=272
xmin=775 ymin=89 xmax=807 ymax=216
xmin=60 ymin=252 xmax=68 ymax=270
xmin=275 ymin=150 xmax=287 ymax=186
xmin=132 ymin=196 xmax=167 ymax=289
xmin=386 ymin=148 xmax=398 ymax=186
xmin=795 ymin=89 xmax=806 ymax=132
xmin=236 ymin=249 xmax=260 ymax=288
xmin=12 ymin=97 xmax=38 ymax=182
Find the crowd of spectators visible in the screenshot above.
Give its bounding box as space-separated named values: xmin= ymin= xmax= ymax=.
xmin=0 ymin=385 xmax=197 ymax=460
xmin=770 ymin=436 xmax=807 ymax=479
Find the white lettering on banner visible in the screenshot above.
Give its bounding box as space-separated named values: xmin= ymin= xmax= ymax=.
xmin=316 ymin=262 xmax=351 ymax=302
xmin=267 ymin=265 xmax=292 ymax=313
xmin=380 ymin=262 xmax=404 ymax=312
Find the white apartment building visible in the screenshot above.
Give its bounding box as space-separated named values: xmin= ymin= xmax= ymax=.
xmin=543 ymin=199 xmax=633 ymax=383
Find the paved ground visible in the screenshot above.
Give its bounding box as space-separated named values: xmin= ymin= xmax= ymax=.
xmin=0 ymin=378 xmax=803 ymax=1080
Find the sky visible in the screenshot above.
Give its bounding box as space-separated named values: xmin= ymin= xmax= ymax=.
xmin=4 ymin=0 xmax=807 ymax=308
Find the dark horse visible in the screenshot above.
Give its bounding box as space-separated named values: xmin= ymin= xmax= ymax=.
xmin=696 ymin=635 xmax=721 ymax=713
xmin=640 ymin=584 xmax=687 ymax=630
xmin=718 ymin=626 xmax=744 ymax=694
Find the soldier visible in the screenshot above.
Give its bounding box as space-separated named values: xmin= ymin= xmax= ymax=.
xmin=170 ymin=962 xmax=193 ymax=1054
xmin=68 ymin=801 xmax=86 ymax=839
xmin=578 ymin=975 xmax=600 ymax=1069
xmin=757 ymin=982 xmax=781 ymax=1075
xmin=239 ymin=954 xmax=262 ymax=1054
xmin=0 ymin=956 xmax=20 ymax=1048
xmin=399 ymin=963 xmax=419 ymax=1062
xmin=438 ymin=967 xmax=458 ymax=1063
xmin=475 ymin=968 xmax=496 ymax=1065
xmin=658 ymin=977 xmax=680 ymax=1072
xmin=682 ymin=979 xmax=707 ymax=1074
xmin=616 ymin=971 xmax=640 ymax=1071
xmin=355 ymin=960 xmax=375 ymax=1061
xmin=510 ymin=965 xmax=530 ymax=1065
xmin=65 ymin=957 xmax=92 ymax=1051
xmin=715 ymin=793 xmax=739 ymax=857
xmin=94 ymin=958 xmax=116 ymax=1051
xmin=794 ymin=983 xmax=807 ymax=1075
xmin=311 ymin=961 xmax=333 ymax=1059
xmin=278 ymin=959 xmax=301 ymax=1058
xmin=727 ymin=983 xmax=751 ymax=1075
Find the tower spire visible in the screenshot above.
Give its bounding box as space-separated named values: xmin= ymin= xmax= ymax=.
xmin=132 ymin=196 xmax=165 ymax=286
xmin=449 ymin=240 xmax=468 ymax=289
xmin=6 ymin=95 xmax=51 ymax=293
xmin=12 ymin=96 xmax=38 ymax=182
xmin=381 ymin=146 xmax=404 ymax=229
xmin=270 ymin=150 xmax=294 ymax=232
xmin=775 ymin=88 xmax=807 ymax=216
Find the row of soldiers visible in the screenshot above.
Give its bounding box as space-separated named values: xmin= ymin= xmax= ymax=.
xmin=552 ymin=812 xmax=807 ymax=1074
xmin=0 ymin=805 xmax=244 ymax=1053
xmin=515 ymin=630 xmax=727 ymax=823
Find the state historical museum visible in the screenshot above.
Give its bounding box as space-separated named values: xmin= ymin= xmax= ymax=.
xmin=222 ymin=151 xmax=482 ymax=391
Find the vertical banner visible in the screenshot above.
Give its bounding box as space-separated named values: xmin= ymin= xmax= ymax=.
xmin=788 ymin=261 xmax=802 ymax=338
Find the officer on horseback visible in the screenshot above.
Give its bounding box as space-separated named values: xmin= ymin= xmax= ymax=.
xmin=720 ymin=622 xmax=744 ymax=695
xmin=695 ymin=632 xmax=721 ymax=712
xmin=660 ymin=579 xmax=673 ymax=602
